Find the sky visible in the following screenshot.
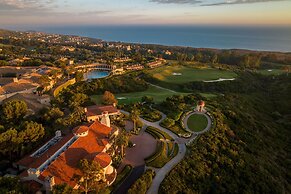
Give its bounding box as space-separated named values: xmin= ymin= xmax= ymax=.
xmin=0 ymin=0 xmax=291 ymax=26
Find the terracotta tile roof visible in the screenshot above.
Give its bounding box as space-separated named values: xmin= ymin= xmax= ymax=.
xmin=86 ymin=105 xmax=119 ymax=117
xmin=16 ymin=134 xmax=75 ymax=168
xmin=36 ymin=121 xmax=113 ymax=187
xmin=2 ymin=93 xmax=49 ymax=113
xmin=94 ymin=152 xmax=111 ymax=168
xmin=0 ymin=79 xmax=38 ymax=95
xmin=73 ymin=126 xmax=89 ymax=134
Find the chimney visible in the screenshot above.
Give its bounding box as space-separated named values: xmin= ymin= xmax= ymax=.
xmin=55 ymin=130 xmax=62 ymax=137
xmin=13 ymin=78 xmax=18 ymax=83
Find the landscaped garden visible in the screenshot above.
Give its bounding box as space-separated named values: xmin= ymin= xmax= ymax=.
xmin=147 ymin=66 xmax=237 ymax=84
xmin=187 ymin=114 xmax=208 ymax=132
xmin=144 ymin=127 xmax=178 ymax=168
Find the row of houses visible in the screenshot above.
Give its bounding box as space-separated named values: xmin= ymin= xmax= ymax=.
xmin=147 ymin=58 xmax=166 ymax=68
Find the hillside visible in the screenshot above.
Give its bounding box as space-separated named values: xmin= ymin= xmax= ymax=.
xmin=160 ymin=74 xmax=291 ymax=193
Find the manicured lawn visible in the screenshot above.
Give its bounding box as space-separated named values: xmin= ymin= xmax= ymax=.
xmin=257 ymin=69 xmax=285 ymax=75
xmin=147 ymin=66 xmax=237 ymax=84
xmin=199 ymin=93 xmax=217 ymax=99
xmin=90 ymin=85 xmax=189 ymax=104
xmin=187 ymin=114 xmax=208 ymax=132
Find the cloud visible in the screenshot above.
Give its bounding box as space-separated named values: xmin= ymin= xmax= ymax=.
xmin=203 ymin=0 xmax=287 ymax=6
xmin=0 ymin=0 xmax=56 ymax=10
xmin=150 ymin=0 xmax=286 ymax=5
xmin=150 ymin=0 xmax=202 ymax=4
xmin=78 ymin=10 xmax=111 ymax=16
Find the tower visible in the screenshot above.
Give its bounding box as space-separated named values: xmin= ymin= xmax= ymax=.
xmin=196 ymin=100 xmax=205 ymax=112
xmin=101 ymin=111 xmax=111 ymax=127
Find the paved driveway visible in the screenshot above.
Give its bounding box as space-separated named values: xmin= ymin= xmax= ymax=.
xmin=122 ymin=133 xmax=157 ymax=166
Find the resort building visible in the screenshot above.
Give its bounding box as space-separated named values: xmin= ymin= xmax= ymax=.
xmin=147 ymin=58 xmax=166 ymax=68
xmin=85 ymin=105 xmax=120 ymax=122
xmin=15 ymin=116 xmax=119 ymax=192
xmin=124 ymin=64 xmax=144 ymax=71
xmin=113 ymin=57 xmax=132 ymax=63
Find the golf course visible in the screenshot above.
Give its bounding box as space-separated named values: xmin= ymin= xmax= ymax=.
xmin=91 ymin=85 xmax=189 ymax=104
xmin=147 ymin=66 xmax=237 ymax=84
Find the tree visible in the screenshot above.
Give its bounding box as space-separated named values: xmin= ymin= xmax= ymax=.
xmin=42 ymin=107 xmax=64 ymax=124
xmin=68 ymin=93 xmax=89 ymax=110
xmin=74 ymin=159 xmax=105 ymax=194
xmin=75 ymin=71 xmax=84 ymax=82
xmin=282 ymin=65 xmax=291 ymax=76
xmin=101 ymin=91 xmax=117 ymax=105
xmin=0 ymin=177 xmax=27 ymax=193
xmin=129 ymin=107 xmax=140 ymax=131
xmin=1 ymin=100 xmax=27 ymax=123
xmin=0 ymin=128 xmax=21 ymax=160
xmin=142 ymin=96 xmax=154 ymax=104
xmin=39 ymin=75 xmax=51 ymax=90
xmin=19 ymin=121 xmax=45 ymax=143
xmin=116 ymin=130 xmax=129 ymax=157
xmin=52 ymin=184 xmax=74 ymax=194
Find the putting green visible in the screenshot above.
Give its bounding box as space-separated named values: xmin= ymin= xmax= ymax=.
xmin=257 ymin=69 xmax=285 ymax=75
xmin=90 ymin=85 xmax=189 ymax=105
xmin=187 ymin=114 xmax=208 ymax=132
xmin=148 ymin=66 xmax=237 ymax=84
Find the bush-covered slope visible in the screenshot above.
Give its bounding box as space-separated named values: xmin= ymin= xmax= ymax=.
xmin=160 ymin=75 xmax=291 ymax=194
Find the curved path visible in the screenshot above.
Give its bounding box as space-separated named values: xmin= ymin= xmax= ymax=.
xmin=183 ymin=111 xmax=212 ymax=135
xmin=120 ymin=110 xmax=211 ymax=194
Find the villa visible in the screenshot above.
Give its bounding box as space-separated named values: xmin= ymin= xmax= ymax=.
xmin=15 ymin=113 xmax=119 ymax=193
xmin=147 ymin=58 xmax=166 ymax=68
xmin=85 ymin=105 xmax=120 ymax=122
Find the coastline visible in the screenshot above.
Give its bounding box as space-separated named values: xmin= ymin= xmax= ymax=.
xmin=2 ymin=25 xmax=291 ymax=52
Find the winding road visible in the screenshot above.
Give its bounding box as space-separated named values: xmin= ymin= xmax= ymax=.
xmin=120 ymin=110 xmax=212 ymax=194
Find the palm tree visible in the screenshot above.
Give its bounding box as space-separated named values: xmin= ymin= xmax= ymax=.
xmin=129 ymin=108 xmax=140 ymax=131
xmin=116 ymin=130 xmax=129 ymax=157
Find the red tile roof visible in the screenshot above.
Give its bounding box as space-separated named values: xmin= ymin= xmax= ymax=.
xmin=16 ymin=134 xmax=75 ymax=168
xmin=73 ymin=126 xmax=89 ymax=134
xmin=85 ymin=105 xmax=119 ymax=117
xmin=37 ymin=121 xmax=113 ymax=187
xmin=94 ymin=152 xmax=111 ymax=168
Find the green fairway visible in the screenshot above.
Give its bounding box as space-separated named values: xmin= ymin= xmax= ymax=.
xmin=199 ymin=93 xmax=218 ymax=99
xmin=187 ymin=114 xmax=208 ymax=132
xmin=257 ymin=69 xmax=285 ymax=75
xmin=148 ymin=66 xmax=237 ymax=84
xmin=91 ymin=85 xmax=189 ymax=105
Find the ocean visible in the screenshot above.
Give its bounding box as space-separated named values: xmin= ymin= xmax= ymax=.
xmin=19 ymin=25 xmax=291 ymax=52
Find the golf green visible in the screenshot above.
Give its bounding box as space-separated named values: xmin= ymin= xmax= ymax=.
xmin=148 ymin=66 xmax=237 ymax=84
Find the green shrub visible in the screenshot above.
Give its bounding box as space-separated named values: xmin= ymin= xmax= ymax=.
xmin=127 ymin=169 xmax=155 ymax=194
xmin=161 ymin=118 xmax=175 ymax=128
